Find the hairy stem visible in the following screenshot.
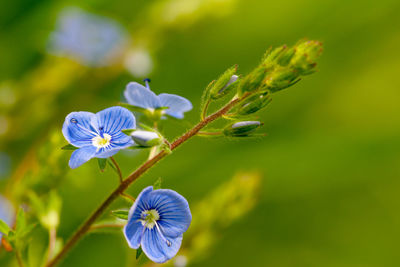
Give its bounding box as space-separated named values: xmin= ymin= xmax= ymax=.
xmin=45 ymin=227 xmax=57 ymax=264
xmin=110 ymin=157 xmax=123 ymax=184
xmin=16 ymin=251 xmax=24 ymax=267
xmin=46 ymin=95 xmax=245 ymax=267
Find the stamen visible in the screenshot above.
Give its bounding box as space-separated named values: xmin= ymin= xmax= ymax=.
xmin=70 ymin=118 xmax=78 ymax=123
xmin=143 ymin=78 xmax=151 ymax=89
xmin=154 ymin=221 xmax=171 ymax=247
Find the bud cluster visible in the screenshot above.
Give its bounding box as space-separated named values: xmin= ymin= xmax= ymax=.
xmin=200 ymin=40 xmax=322 ymax=139
xmin=237 ymin=39 xmax=323 ymax=95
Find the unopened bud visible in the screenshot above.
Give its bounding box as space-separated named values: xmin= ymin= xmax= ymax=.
xmin=265 ymin=68 xmax=300 ymax=92
xmin=209 ymin=65 xmax=238 ymax=99
xmin=131 ymin=130 xmax=162 ymax=147
xmin=238 ymin=66 xmax=268 ymax=94
xmin=238 ymin=93 xmax=271 ymax=115
xmin=223 ymin=121 xmax=262 ymax=137
xmin=290 ymin=40 xmax=323 ymax=75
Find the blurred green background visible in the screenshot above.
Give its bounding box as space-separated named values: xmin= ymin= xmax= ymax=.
xmin=1 ymin=0 xmax=400 ymax=266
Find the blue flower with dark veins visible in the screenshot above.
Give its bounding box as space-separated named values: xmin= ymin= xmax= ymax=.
xmin=62 ymin=106 xmax=135 ymax=169
xmin=48 ymin=7 xmax=127 ymax=66
xmin=124 ymin=186 xmax=192 ymax=263
xmin=124 ymin=79 xmax=192 ymax=119
xmin=0 ymin=195 xmax=13 ymax=241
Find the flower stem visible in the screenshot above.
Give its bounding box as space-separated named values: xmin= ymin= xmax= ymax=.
xmin=197 ymin=131 xmax=222 ymax=136
xmin=110 ymin=156 xmax=123 ymax=184
xmin=46 ymin=227 xmax=57 ymax=264
xmin=120 ymin=192 xmax=135 ymax=202
xmin=46 ymin=95 xmax=246 ymax=267
xmin=16 ymin=251 xmax=24 ymax=267
xmin=201 ymin=99 xmax=211 ymax=120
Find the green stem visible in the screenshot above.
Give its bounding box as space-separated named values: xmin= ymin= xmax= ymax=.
xmin=45 ymin=227 xmax=57 ymax=264
xmin=46 ymin=95 xmax=247 ymax=267
xmin=16 ymin=251 xmax=24 ymax=267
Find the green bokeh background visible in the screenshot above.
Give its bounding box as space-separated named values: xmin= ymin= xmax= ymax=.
xmin=1 ymin=0 xmax=400 ymax=266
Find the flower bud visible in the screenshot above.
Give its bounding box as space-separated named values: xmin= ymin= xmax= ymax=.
xmin=265 ymin=68 xmax=300 ymax=93
xmin=211 ymin=74 xmax=239 ymax=100
xmin=290 ymin=40 xmax=323 ymax=75
xmin=208 ymin=65 xmax=238 ymax=99
xmin=130 ymin=130 xmax=162 ymax=147
xmin=238 ymin=66 xmax=268 ymax=94
xmin=238 ymin=92 xmax=271 ymax=115
xmin=223 ymin=121 xmax=262 ymax=137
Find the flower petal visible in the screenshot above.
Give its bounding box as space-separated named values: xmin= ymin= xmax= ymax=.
xmin=124 ymin=82 xmax=161 ymax=109
xmin=123 ymin=221 xmax=144 ymax=249
xmin=148 ymin=189 xmax=192 ymax=238
xmin=158 ymin=94 xmax=192 ymax=119
xmin=127 ymin=186 xmax=153 ymax=220
xmin=0 ymin=195 xmax=13 ymax=239
xmin=69 ymin=145 xmax=97 ymax=169
xmin=62 ymin=111 xmax=98 ymax=147
xmin=141 ymin=228 xmax=183 ymax=263
xmin=124 ymin=186 xmax=153 ymax=248
xmin=96 ymin=106 xmax=136 ymax=136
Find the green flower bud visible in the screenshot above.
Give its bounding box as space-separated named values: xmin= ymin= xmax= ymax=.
xmin=238 ymin=92 xmax=271 ymax=115
xmin=290 ymin=40 xmax=323 ymax=75
xmin=223 ymin=121 xmax=262 ymax=137
xmin=265 ymin=68 xmax=300 ymax=93
xmin=130 ymin=130 xmax=162 ymax=147
xmin=238 ymin=66 xmax=268 ymax=94
xmin=208 ymin=65 xmax=238 ymax=99
xmin=211 ymin=74 xmax=239 ymax=100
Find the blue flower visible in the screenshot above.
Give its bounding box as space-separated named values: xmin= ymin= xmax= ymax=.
xmin=124 ymin=80 xmax=192 ymax=119
xmin=48 ymin=7 xmax=126 ymax=66
xmin=62 ymin=106 xmax=135 ymax=169
xmin=0 ymin=195 xmax=13 ymax=240
xmin=124 ymin=186 xmax=192 ymax=263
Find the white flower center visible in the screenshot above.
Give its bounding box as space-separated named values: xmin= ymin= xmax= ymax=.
xmin=140 ymin=209 xmax=160 ymax=229
xmin=92 ymin=133 xmax=112 ymax=148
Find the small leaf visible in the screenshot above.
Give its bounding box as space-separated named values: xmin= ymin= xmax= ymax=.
xmin=136 ymin=247 xmax=143 ymax=260
xmin=107 ymin=158 xmax=118 ymax=173
xmin=111 ymin=210 xmax=129 ymax=220
xmin=61 ymin=144 xmax=78 ymax=150
xmin=122 ymin=129 xmax=136 ymax=135
xmin=97 ymin=158 xmax=107 ymax=172
xmin=0 ymin=219 xmax=10 ymax=235
xmin=15 ymin=208 xmax=26 ymax=233
xmin=153 ymin=177 xmax=162 ymax=190
xmin=138 ymin=123 xmax=155 ymax=132
xmin=119 ymin=103 xmax=148 ymax=114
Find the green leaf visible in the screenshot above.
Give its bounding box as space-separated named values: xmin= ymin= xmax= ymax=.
xmin=98 ymin=158 xmax=107 ymax=172
xmin=15 ymin=208 xmax=26 ymax=233
xmin=153 ymin=177 xmax=162 ymax=190
xmin=119 ymin=103 xmax=148 ymax=114
xmin=107 ymin=158 xmax=118 ymax=172
xmin=111 ymin=210 xmax=129 ymax=220
xmin=138 ymin=123 xmax=155 ymax=132
xmin=136 ymin=247 xmax=143 ymax=260
xmin=122 ymin=129 xmax=136 ymax=135
xmin=61 ymin=144 xmax=78 ymax=150
xmin=0 ymin=219 xmax=10 ymax=235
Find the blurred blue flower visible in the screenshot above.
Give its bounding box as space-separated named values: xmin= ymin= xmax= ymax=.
xmin=124 ymin=80 xmax=192 ymax=119
xmin=62 ymin=106 xmax=135 ymax=169
xmin=124 ymin=186 xmax=191 ymax=263
xmin=48 ymin=7 xmax=127 ymax=66
xmin=0 ymin=195 xmax=13 ymax=240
